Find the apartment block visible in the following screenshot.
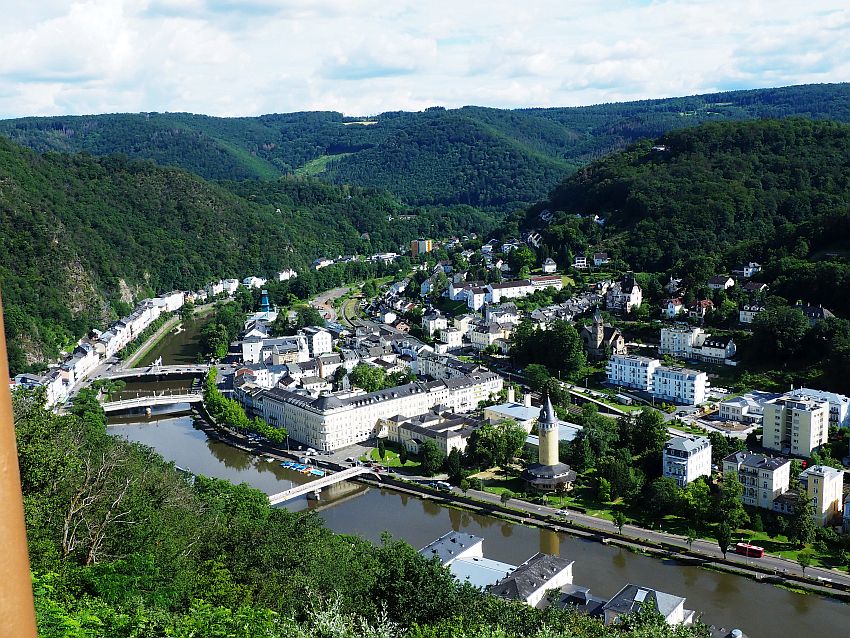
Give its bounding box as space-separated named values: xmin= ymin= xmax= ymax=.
xmin=762 ymin=394 xmax=830 ymax=458
xmin=606 ymin=354 xmax=707 ymax=405
xmin=799 ymin=465 xmax=844 ymax=527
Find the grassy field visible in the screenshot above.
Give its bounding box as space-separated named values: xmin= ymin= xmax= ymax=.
xmin=295 ymin=153 xmax=353 ymax=176
xmin=360 ymin=445 xmax=422 ymax=471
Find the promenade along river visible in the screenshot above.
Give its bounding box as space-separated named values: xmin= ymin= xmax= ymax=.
xmin=106 ymin=333 xmax=848 ymax=638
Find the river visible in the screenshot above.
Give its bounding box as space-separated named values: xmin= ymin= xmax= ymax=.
xmin=105 ymin=328 xmax=849 ymax=638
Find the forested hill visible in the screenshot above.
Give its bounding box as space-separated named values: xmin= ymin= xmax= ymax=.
xmin=0 ymin=136 xmax=493 ymax=371
xmin=2 ymin=83 xmax=850 ymax=208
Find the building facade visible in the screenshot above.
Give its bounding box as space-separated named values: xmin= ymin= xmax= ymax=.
xmin=606 ymin=354 xmax=707 ymax=405
xmin=762 ymin=394 xmax=830 ymax=458
xmin=722 ymin=452 xmax=790 ymax=510
xmin=662 ymin=436 xmax=712 ymax=487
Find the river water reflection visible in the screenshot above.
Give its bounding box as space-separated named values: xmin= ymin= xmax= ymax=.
xmin=106 ymin=320 xmax=848 ymax=637
xmin=109 ymin=414 xmax=848 ymax=638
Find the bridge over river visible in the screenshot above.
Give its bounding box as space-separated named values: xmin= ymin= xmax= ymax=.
xmin=102 ymin=364 xmax=209 ymax=381
xmin=268 ymin=466 xmax=381 ymax=505
xmin=102 ymin=392 xmax=202 ymax=414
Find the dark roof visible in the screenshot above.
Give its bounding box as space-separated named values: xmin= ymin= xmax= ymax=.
xmin=708 ymin=275 xmax=733 ymax=284
xmin=525 ymin=463 xmax=577 ymax=481
xmin=419 ymin=531 xmax=482 ymax=564
xmin=603 ymin=584 xmax=684 ymax=619
xmin=489 ymin=553 xmax=574 ymax=601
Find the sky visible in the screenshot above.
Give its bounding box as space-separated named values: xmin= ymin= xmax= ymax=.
xmin=1 ymin=0 xmax=849 ymax=118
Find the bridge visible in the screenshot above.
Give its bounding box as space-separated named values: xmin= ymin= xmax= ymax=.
xmin=268 ymin=465 xmax=381 ymax=505
xmin=102 ymin=364 xmax=209 ymax=381
xmin=102 ymin=392 xmax=202 ymax=414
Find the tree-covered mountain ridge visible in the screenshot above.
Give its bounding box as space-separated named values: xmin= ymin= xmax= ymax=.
xmin=3 ymin=83 xmax=850 ymax=208
xmin=533 ymin=118 xmax=850 ymax=283
xmin=0 ymin=135 xmax=494 ymax=371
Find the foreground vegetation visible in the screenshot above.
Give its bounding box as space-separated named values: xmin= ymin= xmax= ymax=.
xmin=14 ymin=388 xmax=711 ymax=637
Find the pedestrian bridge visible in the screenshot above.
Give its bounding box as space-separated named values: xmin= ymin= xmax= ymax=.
xmin=103 ymin=364 xmax=209 ymax=381
xmin=268 ymin=465 xmax=381 ymax=505
xmin=102 ymin=392 xmax=202 ymax=414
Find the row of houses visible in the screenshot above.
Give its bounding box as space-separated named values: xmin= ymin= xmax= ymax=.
xmin=420 ymin=531 xmax=698 ymax=627
xmin=659 ymin=325 xmax=737 ymax=364
xmin=447 ymin=276 xmax=564 ymax=311
xmin=11 ymin=290 xmax=187 ymax=407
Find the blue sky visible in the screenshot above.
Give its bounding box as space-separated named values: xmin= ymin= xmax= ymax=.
xmin=0 ymin=0 xmax=848 ymax=118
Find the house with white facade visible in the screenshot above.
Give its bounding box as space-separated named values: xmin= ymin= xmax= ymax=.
xmin=603 ymin=584 xmax=694 ymax=627
xmin=277 ymin=268 xmax=298 ymax=281
xmin=739 ymin=304 xmax=765 ymax=324
xmin=662 ymin=436 xmax=711 ymax=487
xmin=255 ymin=371 xmax=503 ymax=451
xmin=707 ymin=275 xmax=734 ymax=290
xmin=242 ymin=276 xmax=267 ymax=289
xmin=422 ymin=311 xmax=449 ymax=337
xmin=606 ymin=354 xmax=707 ymax=405
xmin=719 ymin=391 xmax=780 ymax=425
xmin=605 ymin=275 xmax=642 ymax=314
xmin=222 ymin=279 xmax=240 ymax=295
xmin=732 ymin=262 xmax=762 ymax=279
xmin=659 ymin=325 xmax=736 ymax=364
xmin=299 ymin=326 xmax=333 ymax=358
xmin=573 ymin=255 xmax=588 ymax=269
xmin=593 ymin=252 xmax=610 ymax=267
xmin=490 ymin=553 xmax=575 ymax=609
xmin=661 ymin=298 xmax=684 ymax=319
xmin=542 ymin=257 xmax=557 ymax=274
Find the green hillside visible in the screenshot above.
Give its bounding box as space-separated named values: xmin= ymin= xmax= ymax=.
xmin=3 ymin=83 xmax=850 ymax=207
xmin=0 ymin=137 xmax=494 ymax=372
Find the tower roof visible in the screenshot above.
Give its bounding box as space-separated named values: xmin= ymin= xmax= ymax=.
xmin=592 ymin=307 xmax=603 ymax=324
xmin=539 ymin=392 xmax=557 ymax=425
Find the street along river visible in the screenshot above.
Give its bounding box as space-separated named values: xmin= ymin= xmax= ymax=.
xmin=106 ymin=331 xmax=848 ymax=637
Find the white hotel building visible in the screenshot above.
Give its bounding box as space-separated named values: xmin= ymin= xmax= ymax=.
xmin=257 ymin=372 xmax=503 ymax=451
xmin=606 ymin=354 xmax=707 ymax=405
xmin=662 ymin=436 xmax=712 ymax=487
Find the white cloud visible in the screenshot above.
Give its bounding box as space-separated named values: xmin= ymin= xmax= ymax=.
xmin=0 ymin=0 xmax=848 ymax=118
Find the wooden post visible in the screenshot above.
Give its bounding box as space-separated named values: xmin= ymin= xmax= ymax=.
xmin=0 ymin=292 xmax=39 ymax=637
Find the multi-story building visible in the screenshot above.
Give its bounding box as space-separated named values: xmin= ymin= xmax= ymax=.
xmin=410 ymin=239 xmax=433 ymax=257
xmin=799 ymin=465 xmax=844 ymax=527
xmin=762 ymin=394 xmax=830 ymax=458
xmin=606 ymin=354 xmax=660 ymax=394
xmin=300 ymin=326 xmax=333 ymax=358
xmin=718 ymin=391 xmax=780 ymax=424
xmin=788 ymin=388 xmax=850 ymax=428
xmin=739 ymin=304 xmax=764 ymax=324
xmin=422 ymin=311 xmax=449 ymax=336
xmin=383 ymin=410 xmax=485 ymax=456
xmin=255 ymin=372 xmax=503 ymax=451
xmin=659 ymin=325 xmax=736 ymax=363
xmin=722 ymin=451 xmax=790 ymax=510
xmin=652 ymin=366 xmax=707 ymax=405
xmin=603 ymin=584 xmax=695 ymax=627
xmin=606 ymin=354 xmax=707 ymax=405
xmin=605 ymin=275 xmax=642 ymax=314
xmin=662 ymin=436 xmax=712 ymax=487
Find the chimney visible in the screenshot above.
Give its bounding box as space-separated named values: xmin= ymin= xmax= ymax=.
xmin=524 ymin=393 xmax=532 ymax=408
xmin=507 ymin=386 xmax=516 ymax=403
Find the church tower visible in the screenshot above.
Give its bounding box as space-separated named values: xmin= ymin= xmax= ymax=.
xmin=592 ymin=307 xmax=604 ymax=350
xmin=539 ymin=392 xmax=559 ymax=467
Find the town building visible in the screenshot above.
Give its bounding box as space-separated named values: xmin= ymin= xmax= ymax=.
xmin=794 ymin=302 xmax=835 ymax=324
xmin=422 ymin=311 xmax=449 ymax=337
xmin=242 ymin=276 xmax=267 ymax=289
xmin=718 ymin=391 xmax=780 ymax=425
xmin=762 ymin=394 xmax=829 ymax=457
xmin=490 ymin=553 xmax=575 ymax=608
xmin=662 ymin=436 xmax=712 ymax=487
xmin=573 ymin=255 xmax=588 ymax=269
xmin=788 ymin=387 xmax=850 ymax=428
xmin=732 ymin=262 xmax=762 ymax=279
xmin=484 ymin=390 xmax=539 ymax=432
xmin=255 ymin=372 xmax=503 ymax=451
xmin=799 ymin=465 xmax=844 ymax=527
xmin=542 ymin=257 xmax=557 ymax=274
xmin=708 ymin=275 xmax=735 ymax=290
xmin=661 ymin=298 xmax=684 ymax=319
xmin=580 ymin=309 xmax=626 ymax=359
xmin=605 ymin=275 xmax=642 ymax=314
xmin=606 ymin=354 xmax=707 ymax=405
xmin=603 ymin=584 xmax=695 ymax=627
xmin=739 ymin=304 xmax=764 ymax=324
xmin=659 ymin=325 xmax=736 ymax=364
xmin=688 ymin=299 xmax=714 ymax=321
xmin=277 ymin=268 xmax=298 ymax=281
xmin=300 ymin=326 xmax=333 ymax=358
xmin=593 ymin=252 xmax=610 ymax=267
xmin=419 ymin=532 xmax=515 ymax=590
xmin=410 ymin=239 xmax=433 ymax=257
xmin=383 ymin=410 xmax=484 ymax=456
xmin=722 ymin=452 xmax=790 ymax=510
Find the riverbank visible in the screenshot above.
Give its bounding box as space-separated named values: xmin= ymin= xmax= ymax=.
xmin=123 ymin=304 xmax=215 ymax=369
xmin=190 ymin=400 xmax=850 ymax=602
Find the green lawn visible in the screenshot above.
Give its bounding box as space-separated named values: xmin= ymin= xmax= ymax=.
xmin=295 ymin=153 xmax=352 ymax=176
xmin=361 ymin=446 xmax=421 ymax=470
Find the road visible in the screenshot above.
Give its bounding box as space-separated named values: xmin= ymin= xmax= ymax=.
xmin=450 ymin=486 xmax=850 ymax=588
xmin=309 ymin=286 xmax=351 ymax=323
